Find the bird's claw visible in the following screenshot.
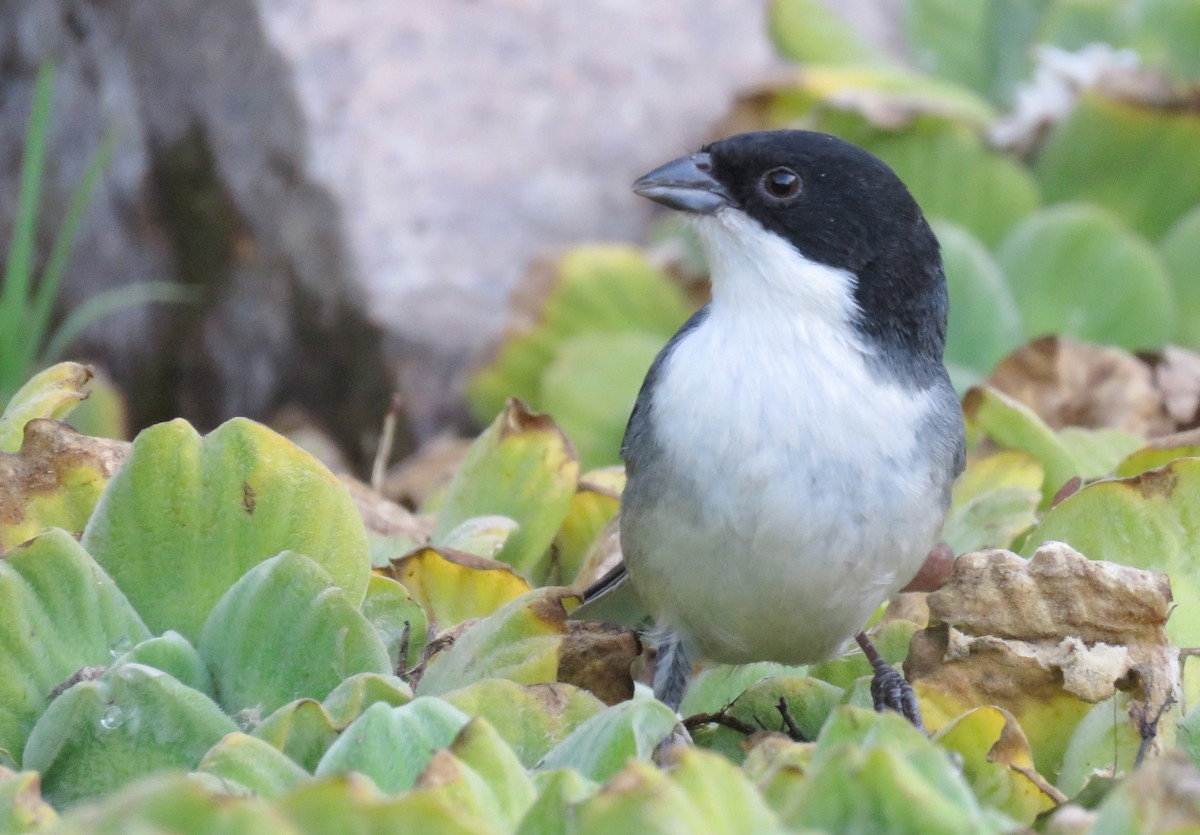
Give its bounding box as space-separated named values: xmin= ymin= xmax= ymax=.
xmin=856 ymin=630 xmax=925 ymax=733
xmin=870 ymin=663 xmax=926 ymax=733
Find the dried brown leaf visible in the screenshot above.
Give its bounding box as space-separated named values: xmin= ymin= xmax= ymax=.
xmin=987 ymin=336 xmax=1171 ymax=436
xmin=908 ymin=542 xmax=1178 ymax=766
xmin=342 ymin=475 xmax=435 ymax=542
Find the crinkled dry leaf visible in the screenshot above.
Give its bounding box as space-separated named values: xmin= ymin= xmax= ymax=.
xmin=907 ymin=542 xmax=1178 ymax=780
xmin=0 ymin=419 xmax=130 ymax=552
xmin=986 ymin=336 xmax=1171 ymax=437
xmin=558 ymin=622 xmax=639 ymax=706
xmin=1145 ymin=345 xmax=1200 ymax=429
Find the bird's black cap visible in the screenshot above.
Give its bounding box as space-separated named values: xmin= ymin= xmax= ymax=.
xmin=634 ymin=129 xmax=949 ymax=384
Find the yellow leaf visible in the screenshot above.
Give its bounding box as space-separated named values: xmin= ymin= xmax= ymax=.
xmin=388 ymin=546 xmax=532 ymax=629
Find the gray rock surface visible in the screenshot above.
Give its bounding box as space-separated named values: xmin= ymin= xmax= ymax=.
xmin=0 ymin=0 xmax=902 ymax=459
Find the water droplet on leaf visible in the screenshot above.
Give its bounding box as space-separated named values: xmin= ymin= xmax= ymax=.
xmin=99 ymin=704 xmax=125 ymax=731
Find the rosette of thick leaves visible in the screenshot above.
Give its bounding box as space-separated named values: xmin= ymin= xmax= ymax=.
xmin=0 ymin=529 xmax=150 ymax=769
xmin=80 ymin=417 xmax=371 ymax=641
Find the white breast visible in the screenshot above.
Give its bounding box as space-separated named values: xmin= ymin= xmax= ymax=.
xmin=619 ymin=209 xmax=947 ymax=664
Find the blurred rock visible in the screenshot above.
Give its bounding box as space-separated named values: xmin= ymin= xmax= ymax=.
xmin=1 ymin=0 xmax=901 ymax=462
xmin=1 ymin=0 xmax=395 ymax=467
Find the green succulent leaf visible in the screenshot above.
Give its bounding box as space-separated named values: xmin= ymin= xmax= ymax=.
xmin=570 ymin=761 xmax=722 ymax=834
xmin=517 ymin=769 xmax=599 ymax=835
xmin=548 ymin=467 xmax=624 ymax=587
xmin=905 ymin=0 xmax=1048 ymax=106
xmin=417 ymin=589 xmax=570 ymax=697
xmin=0 ymin=528 xmax=149 ymax=767
xmin=1117 ymin=436 xmax=1200 ymax=478
xmin=540 ymin=331 xmax=665 ymax=470
xmin=679 ymin=662 xmax=807 ymax=719
xmin=441 ymin=679 xmax=606 ymax=768
xmin=942 ymin=450 xmax=1043 ymax=553
xmin=1130 ymin=0 xmax=1200 ymax=83
xmin=62 ymin=367 xmax=127 ymax=442
xmin=433 ymin=401 xmax=580 ymax=582
xmin=22 ymin=665 xmax=236 ymax=808
xmin=81 ymin=417 xmax=370 ymax=641
xmin=537 ymin=698 xmax=679 ymax=783
xmin=574 ymin=750 xmax=787 ymax=835
xmin=435 ymin=515 xmax=519 ymax=561
xmin=361 ymin=574 xmax=427 ymax=672
xmin=807 ymin=619 xmax=920 ymax=688
xmin=313 ymin=698 xmax=470 ymax=793
xmin=1036 ymin=94 xmax=1200 ymax=240
xmin=0 ymin=768 xmax=57 ymax=832
xmin=0 ymin=363 xmax=94 ymax=452
xmin=103 ymin=631 xmax=212 ymax=699
xmin=936 ymin=221 xmax=1023 ymax=380
xmin=768 ymin=0 xmax=884 ymax=66
xmin=1082 ymin=751 xmax=1200 ymax=833
xmin=466 ymin=245 xmax=690 ymax=423
xmin=996 ymin=203 xmax=1176 ymax=351
xmin=733 ymin=677 xmax=843 ymax=739
xmin=963 ymin=386 xmax=1141 ymax=506
xmin=765 ymin=706 xmax=1014 ymax=833
xmin=1056 ymin=695 xmax=1143 ymax=797
xmin=849 ymin=120 xmax=1040 ymax=247
xmin=1177 ymin=700 xmax=1200 ymax=770
xmin=53 ymin=773 xmax=298 ymax=834
xmin=196 ymin=732 xmax=311 ymax=799
xmin=277 ymin=773 xmax=493 ymax=835
xmin=1160 ymin=204 xmax=1200 ymax=350
xmin=321 ymin=673 xmax=413 ymax=728
xmin=446 ymin=718 xmax=537 ymax=830
xmin=197 ymin=551 xmax=391 ymax=717
xmin=253 ymin=700 xmax=341 ymax=773
xmin=693 ymin=676 xmax=843 ymax=762
xmin=764 ymin=65 xmax=999 ymax=130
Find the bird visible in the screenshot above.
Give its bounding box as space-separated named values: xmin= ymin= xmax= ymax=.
xmin=572 ymin=129 xmax=966 ymax=727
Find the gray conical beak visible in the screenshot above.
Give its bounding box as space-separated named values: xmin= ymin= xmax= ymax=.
xmin=632 ymin=153 xmax=731 ymax=214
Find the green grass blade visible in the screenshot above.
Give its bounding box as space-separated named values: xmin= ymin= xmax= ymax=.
xmin=41 ymin=282 xmax=200 ymax=364
xmin=0 ymin=61 xmax=55 ymax=383
xmin=23 ymin=132 xmax=117 ymax=377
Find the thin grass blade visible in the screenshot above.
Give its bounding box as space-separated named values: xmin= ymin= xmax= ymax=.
xmin=41 ymin=282 xmax=200 ymax=364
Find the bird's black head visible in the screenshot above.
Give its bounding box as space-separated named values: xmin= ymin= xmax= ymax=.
xmin=633 ymin=130 xmax=949 ymax=382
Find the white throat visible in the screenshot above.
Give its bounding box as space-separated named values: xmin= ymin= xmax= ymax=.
xmin=691 ymin=208 xmax=865 ymax=345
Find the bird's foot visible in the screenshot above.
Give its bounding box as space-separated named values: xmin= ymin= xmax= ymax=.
xmin=856 ymin=631 xmax=926 ymax=733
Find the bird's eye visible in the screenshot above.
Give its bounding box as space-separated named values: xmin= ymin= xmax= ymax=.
xmin=760 ymin=168 xmax=801 ymax=200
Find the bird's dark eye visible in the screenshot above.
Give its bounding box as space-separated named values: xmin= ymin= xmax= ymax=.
xmin=760 ymin=168 xmax=801 ymax=200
